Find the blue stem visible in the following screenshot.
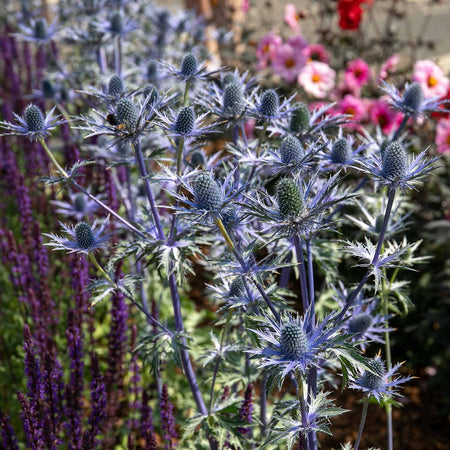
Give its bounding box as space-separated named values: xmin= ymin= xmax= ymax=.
xmin=293 ymin=236 xmax=309 ymax=314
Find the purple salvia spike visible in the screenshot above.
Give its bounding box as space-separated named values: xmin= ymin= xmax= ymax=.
xmin=140 ymin=389 xmax=154 ymax=442
xmin=237 ymin=383 xmax=254 ymax=438
xmin=128 ymin=325 xmax=142 ymax=432
xmin=160 ymin=384 xmax=178 ymax=449
xmin=17 ymin=391 xmax=44 ymax=449
xmin=0 ymin=410 xmax=19 ymax=450
xmin=88 ymin=353 xmax=106 ymax=441
xmin=82 ymin=429 xmax=94 ymax=450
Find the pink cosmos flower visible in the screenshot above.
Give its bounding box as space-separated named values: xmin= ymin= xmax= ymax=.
xmin=273 ymin=43 xmax=306 ymax=82
xmin=379 ymin=54 xmax=399 ymax=80
xmin=435 ymin=118 xmax=450 ymax=154
xmin=256 ymin=32 xmax=282 ymax=69
xmin=412 ymin=60 xmax=450 ymax=99
xmin=344 ymin=58 xmax=370 ymax=87
xmin=337 ymin=94 xmax=366 ymax=129
xmin=369 ymin=98 xmax=403 ymax=134
xmin=284 ymin=4 xmax=301 ymax=30
xmin=286 ymin=35 xmax=308 ymax=52
xmin=303 ymin=43 xmax=330 ymax=64
xmin=337 ymin=78 xmax=361 ymax=98
xmin=298 ymin=61 xmax=336 ymax=98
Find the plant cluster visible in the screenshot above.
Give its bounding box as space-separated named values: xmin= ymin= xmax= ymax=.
xmin=0 ymin=1 xmax=447 ymax=449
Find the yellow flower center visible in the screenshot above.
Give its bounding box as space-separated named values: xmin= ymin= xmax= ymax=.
xmin=345 ymin=107 xmax=355 ymax=116
xmin=263 ymin=44 xmax=270 ymax=54
xmin=312 ymin=74 xmax=321 ymax=83
xmin=285 ymin=58 xmax=295 ymax=68
xmin=446 ymin=135 xmax=450 ymax=145
xmin=428 ymin=76 xmax=438 ymax=87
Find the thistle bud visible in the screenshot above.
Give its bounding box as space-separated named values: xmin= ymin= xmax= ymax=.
xmin=108 ymin=75 xmax=124 ymax=97
xmin=223 ymin=82 xmax=244 ymax=118
xmin=348 ymin=313 xmax=372 ymax=334
xmin=174 ymin=107 xmax=195 ymax=135
xmin=276 ymin=178 xmax=304 ymax=218
xmin=259 ymin=89 xmax=279 ymax=117
xmin=403 ymin=82 xmax=423 ymax=113
xmin=75 ymin=222 xmax=95 ymax=249
xmin=382 ymin=141 xmax=407 ymax=180
xmin=33 ymin=18 xmax=48 ymax=40
xmin=110 ymin=12 xmax=123 ymax=35
xmin=24 ymin=105 xmax=45 ymax=132
xmin=359 ymin=358 xmax=385 ymax=390
xmin=116 ymin=98 xmax=138 ymax=131
xmin=42 ymin=79 xmax=56 ymax=99
xmin=331 ymin=138 xmax=350 ymax=164
xmin=280 ymin=135 xmax=304 ymax=164
xmin=229 ymin=277 xmax=245 ymax=298
xmin=290 ymin=103 xmax=310 ymax=133
xmin=193 ymin=172 xmax=223 ymax=211
xmin=73 ymin=194 xmax=87 ymax=213
xmin=280 ymin=322 xmax=308 ymax=359
xmin=190 ymin=151 xmax=206 ymax=168
xmin=180 ymin=53 xmax=198 ymax=77
xmin=222 ymin=73 xmax=237 ymax=88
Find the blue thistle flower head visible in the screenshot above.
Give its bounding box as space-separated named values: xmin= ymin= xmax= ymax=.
xmin=358 ymin=358 xmax=385 ymax=391
xmin=34 ymin=18 xmax=48 ymax=40
xmin=229 ymin=277 xmax=245 ymax=298
xmin=74 ymin=194 xmax=87 ymax=214
xmin=110 ymin=11 xmax=124 ymax=35
xmin=276 ymin=178 xmax=304 ymax=219
xmin=174 ymin=107 xmax=195 ymax=135
xmin=223 ymin=82 xmax=244 ymax=118
xmin=259 ymin=89 xmax=279 ymax=117
xmin=190 ymin=150 xmax=206 ymax=168
xmin=42 ymin=79 xmax=56 ymax=99
xmin=222 ymin=72 xmax=237 ymax=88
xmin=348 ymin=313 xmax=372 ymax=334
xmin=402 ymin=82 xmax=423 ymax=113
xmin=193 ymin=171 xmax=224 ymax=211
xmin=180 ymin=53 xmax=198 ymax=77
xmin=116 ymin=98 xmax=138 ymax=131
xmin=290 ymin=103 xmax=310 ymax=133
xmin=331 ymin=138 xmax=351 ymax=165
xmin=279 ymin=135 xmax=304 ymax=165
xmin=24 ymin=104 xmax=45 ymax=132
xmin=108 ymin=75 xmax=125 ymax=97
xmin=280 ymin=322 xmax=309 ymax=360
xmin=382 ymin=140 xmax=407 ymax=181
xmin=44 ymin=219 xmax=110 ymax=255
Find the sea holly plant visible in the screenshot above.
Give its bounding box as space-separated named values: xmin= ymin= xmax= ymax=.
xmin=0 ymin=2 xmax=441 ymax=450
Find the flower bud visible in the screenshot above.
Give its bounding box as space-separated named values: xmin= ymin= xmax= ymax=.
xmin=174 ymin=107 xmax=195 ymax=135
xmin=280 ymin=322 xmax=308 ymax=359
xmin=75 ymin=222 xmax=95 ymax=249
xmin=24 ymin=105 xmax=45 ymax=132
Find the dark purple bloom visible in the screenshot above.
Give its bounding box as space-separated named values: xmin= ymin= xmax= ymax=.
xmin=88 ymin=353 xmax=106 ymax=440
xmin=238 ymin=383 xmax=253 ymax=438
xmin=0 ymin=410 xmax=19 ymax=450
xmin=160 ymin=384 xmax=177 ymax=449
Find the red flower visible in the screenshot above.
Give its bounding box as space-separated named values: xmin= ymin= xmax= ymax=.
xmin=338 ymin=0 xmax=365 ymax=30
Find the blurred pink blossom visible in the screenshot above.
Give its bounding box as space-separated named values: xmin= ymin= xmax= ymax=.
xmin=369 ymin=99 xmax=403 ymax=134
xmin=256 ymin=32 xmax=282 ymax=69
xmin=435 ymin=118 xmax=450 ymax=154
xmin=303 ymin=43 xmax=330 ymax=64
xmin=284 ymin=4 xmax=301 ymax=30
xmin=379 ymin=54 xmax=399 ymax=80
xmin=273 ymin=43 xmax=306 ymax=82
xmin=344 ymin=58 xmax=370 ymax=87
xmin=412 ymin=60 xmax=449 ymax=98
xmin=337 ymin=94 xmax=366 ymax=129
xmin=298 ymin=62 xmax=335 ymax=98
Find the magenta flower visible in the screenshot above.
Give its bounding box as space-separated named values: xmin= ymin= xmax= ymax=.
xmin=337 ymin=94 xmax=366 ymax=129
xmin=303 ymin=43 xmax=330 ymax=64
xmin=284 ymin=3 xmax=301 ymax=30
xmin=344 ymin=58 xmax=370 ymax=87
xmin=379 ymin=54 xmax=399 ymax=81
xmin=412 ymin=60 xmax=450 ymax=99
xmin=435 ymin=118 xmax=450 ymax=154
xmin=369 ymin=99 xmax=403 ymax=134
xmin=273 ymin=43 xmax=306 ymax=82
xmin=256 ymin=32 xmax=282 ymax=69
xmin=298 ymin=62 xmax=335 ymax=98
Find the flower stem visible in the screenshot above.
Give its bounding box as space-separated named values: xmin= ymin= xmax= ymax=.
xmin=183 ymin=80 xmax=191 ymax=106
xmin=293 ymin=236 xmax=309 ymax=315
xmin=392 ymin=114 xmax=409 ymax=142
xmin=176 ymin=136 xmax=185 ymax=177
xmin=354 ymin=398 xmax=369 ymax=450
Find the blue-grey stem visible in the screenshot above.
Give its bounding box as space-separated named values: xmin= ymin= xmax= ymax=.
xmin=114 ymin=36 xmax=122 ymax=76
xmin=293 ymin=236 xmax=309 ymax=314
xmin=279 ymin=265 xmax=291 ymax=289
xmin=333 ymin=187 xmax=396 ymax=328
xmin=131 ymin=139 xmax=210 ymax=421
xmin=354 ymin=398 xmax=369 ymax=450
xmin=392 ymin=114 xmax=409 ymax=142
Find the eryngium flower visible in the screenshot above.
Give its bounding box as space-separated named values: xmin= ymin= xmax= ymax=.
xmin=276 ymin=178 xmax=304 ymax=218
xmin=290 ymin=103 xmax=310 ymax=133
xmin=229 ymin=277 xmax=245 ymax=297
xmin=116 ymin=98 xmax=138 ymax=131
xmin=180 ymin=53 xmax=198 ymax=77
xmin=249 ymin=310 xmax=343 ymax=385
xmin=348 ymin=313 xmax=372 ymax=334
xmin=51 ymin=190 xmax=101 ymax=220
xmin=34 ymin=18 xmax=48 ymax=39
xmin=382 ymin=140 xmax=407 ymax=181
xmin=174 ymin=107 xmax=195 ymax=135
xmin=108 ymin=75 xmax=125 ymax=97
xmin=402 ymin=82 xmax=423 ymax=113
xmin=143 ymin=84 xmax=159 ymax=108
xmin=222 ymin=72 xmax=237 ymax=87
xmin=331 ymin=138 xmax=350 ymax=165
xmin=193 ymin=172 xmax=223 ymax=211
xmin=190 ymin=151 xmax=206 ymax=168
xmin=351 ymin=357 xmax=412 ymax=402
xmin=259 ymin=89 xmax=279 ymax=117
xmin=0 ymin=104 xmax=62 ymax=141
xmin=223 ymin=82 xmax=244 ymax=118
xmin=44 ymin=219 xmax=110 ymax=254
xmin=279 ymin=135 xmax=304 ymax=164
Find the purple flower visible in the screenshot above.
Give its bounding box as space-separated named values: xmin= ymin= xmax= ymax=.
xmin=88 ymin=353 xmax=106 ymax=439
xmin=0 ymin=410 xmax=19 ymax=450
xmin=160 ymin=384 xmax=177 ymax=449
xmin=238 ymin=383 xmax=254 ymax=437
